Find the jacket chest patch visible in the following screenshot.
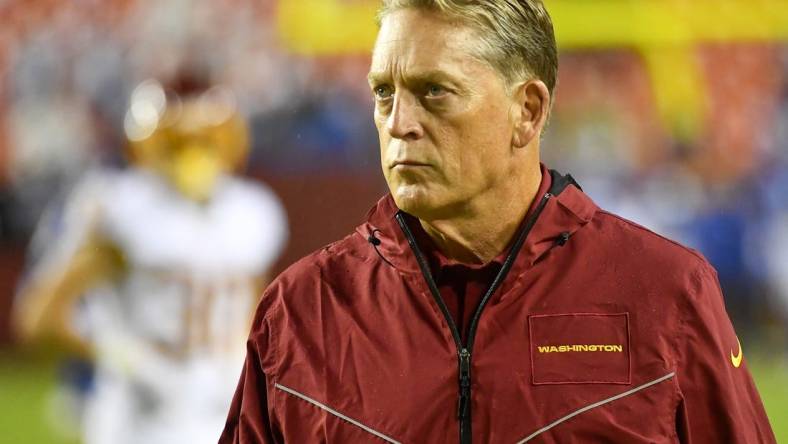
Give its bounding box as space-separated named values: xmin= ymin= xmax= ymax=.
xmin=528 ymin=313 xmax=631 ymax=385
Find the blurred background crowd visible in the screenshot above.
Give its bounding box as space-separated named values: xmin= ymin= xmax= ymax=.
xmin=0 ymin=0 xmax=786 ymax=442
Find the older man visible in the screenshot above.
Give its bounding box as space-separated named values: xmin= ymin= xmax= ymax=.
xmin=221 ymin=1 xmax=775 ymax=442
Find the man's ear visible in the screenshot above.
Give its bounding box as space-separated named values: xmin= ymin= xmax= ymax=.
xmin=511 ymin=80 xmax=550 ymax=148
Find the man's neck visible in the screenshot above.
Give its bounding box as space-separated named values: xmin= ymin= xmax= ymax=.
xmin=419 ymin=166 xmax=543 ymax=265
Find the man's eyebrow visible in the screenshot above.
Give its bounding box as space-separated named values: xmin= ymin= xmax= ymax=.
xmin=367 ymin=72 xmax=387 ymax=84
xmin=367 ymin=70 xmax=460 ymax=85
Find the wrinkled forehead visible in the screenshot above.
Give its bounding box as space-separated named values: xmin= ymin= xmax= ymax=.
xmin=369 ymin=9 xmax=484 ymax=79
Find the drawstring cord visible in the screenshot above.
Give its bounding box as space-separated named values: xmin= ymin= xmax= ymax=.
xmin=367 ymin=229 xmax=395 ymax=268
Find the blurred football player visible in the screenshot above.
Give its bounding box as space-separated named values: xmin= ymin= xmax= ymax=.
xmin=14 ymin=75 xmax=288 ymax=444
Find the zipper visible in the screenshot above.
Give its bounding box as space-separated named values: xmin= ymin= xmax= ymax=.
xmin=464 ymin=193 xmax=552 ymax=352
xmin=395 ymin=192 xmax=552 ymax=444
xmin=458 ymin=348 xmax=472 ymax=443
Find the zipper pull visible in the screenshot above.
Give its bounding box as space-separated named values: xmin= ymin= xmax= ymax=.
xmin=459 ymin=349 xmax=471 ymax=384
xmin=457 ymin=348 xmax=471 ymax=419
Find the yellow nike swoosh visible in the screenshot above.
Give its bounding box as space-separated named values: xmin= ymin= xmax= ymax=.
xmin=730 ymin=337 xmax=743 ymax=368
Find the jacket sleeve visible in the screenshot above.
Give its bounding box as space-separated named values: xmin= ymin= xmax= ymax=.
xmin=219 ymin=331 xmax=277 ymax=443
xmin=674 ymin=262 xmax=776 ymax=443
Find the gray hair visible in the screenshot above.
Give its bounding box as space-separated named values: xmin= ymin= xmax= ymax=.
xmin=377 ymin=0 xmax=558 ymax=101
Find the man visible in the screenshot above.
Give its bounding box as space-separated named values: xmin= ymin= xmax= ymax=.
xmin=15 ymin=76 xmax=288 ymax=444
xmin=221 ymin=1 xmax=775 ymax=442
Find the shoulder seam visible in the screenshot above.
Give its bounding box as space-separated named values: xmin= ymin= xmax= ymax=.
xmin=316 ymin=231 xmax=374 ymax=264
xmin=596 ymin=210 xmax=707 ymax=264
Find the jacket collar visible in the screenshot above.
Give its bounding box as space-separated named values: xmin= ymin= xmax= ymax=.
xmin=356 ymin=164 xmax=598 ymax=275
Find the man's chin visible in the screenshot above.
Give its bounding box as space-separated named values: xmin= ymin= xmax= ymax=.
xmin=391 ymin=186 xmax=459 ymax=221
xmin=392 ymin=187 xmax=434 ymax=217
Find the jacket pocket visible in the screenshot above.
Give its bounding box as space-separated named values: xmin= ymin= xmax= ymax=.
xmin=529 ymin=313 xmax=631 ymax=385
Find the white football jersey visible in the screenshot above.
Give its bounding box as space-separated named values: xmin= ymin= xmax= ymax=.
xmin=34 ymin=167 xmax=287 ymax=444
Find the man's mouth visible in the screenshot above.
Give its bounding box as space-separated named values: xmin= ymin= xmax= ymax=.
xmin=391 ymin=160 xmax=430 ymax=169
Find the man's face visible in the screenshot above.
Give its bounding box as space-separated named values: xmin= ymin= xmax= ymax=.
xmin=369 ymin=8 xmax=519 ymax=219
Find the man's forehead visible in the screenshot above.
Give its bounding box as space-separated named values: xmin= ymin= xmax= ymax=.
xmin=368 ymin=51 xmax=475 ymax=86
xmin=372 ymin=10 xmax=478 ymax=59
xmin=369 ymin=32 xmax=481 ymax=82
xmin=372 ymin=30 xmax=471 ymax=56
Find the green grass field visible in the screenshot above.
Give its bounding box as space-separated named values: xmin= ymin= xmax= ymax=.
xmin=751 ymin=356 xmax=788 ymax=441
xmin=1 ymin=351 xmax=786 ymax=443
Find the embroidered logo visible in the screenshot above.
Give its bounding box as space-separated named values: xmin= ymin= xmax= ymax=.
xmin=730 ymin=337 xmax=743 ymax=368
xmin=529 ymin=313 xmax=631 ymax=385
xmin=537 ymin=344 xmax=624 ymax=353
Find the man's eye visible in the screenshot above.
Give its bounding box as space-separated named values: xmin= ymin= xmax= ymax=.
xmin=374 ymin=85 xmax=394 ymax=100
xmin=425 ymin=84 xmax=447 ymax=97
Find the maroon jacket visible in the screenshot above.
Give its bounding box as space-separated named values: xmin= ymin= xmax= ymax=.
xmin=221 ymin=169 xmax=775 ymax=443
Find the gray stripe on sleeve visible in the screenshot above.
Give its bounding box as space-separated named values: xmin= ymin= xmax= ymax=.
xmin=516 ymin=372 xmax=676 ymax=443
xmin=274 ymin=382 xmax=402 ymax=444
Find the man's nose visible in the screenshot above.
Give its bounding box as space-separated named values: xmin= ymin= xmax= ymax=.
xmin=386 ymin=93 xmax=424 ymax=140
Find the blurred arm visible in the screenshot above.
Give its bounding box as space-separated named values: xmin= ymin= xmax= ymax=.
xmin=14 ymin=235 xmax=124 ymax=358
